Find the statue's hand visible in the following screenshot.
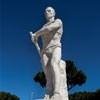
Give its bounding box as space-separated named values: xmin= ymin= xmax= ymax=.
xmin=32 ymin=35 xmax=37 ymax=43
xmin=30 ymin=32 xmax=37 ymax=43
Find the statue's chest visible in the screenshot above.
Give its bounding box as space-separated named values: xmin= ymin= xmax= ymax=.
xmin=43 ymin=33 xmax=53 ymax=40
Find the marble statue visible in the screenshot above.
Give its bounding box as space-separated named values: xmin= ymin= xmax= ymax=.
xmin=30 ymin=7 xmax=69 ymax=100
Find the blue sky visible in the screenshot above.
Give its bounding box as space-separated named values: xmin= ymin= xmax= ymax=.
xmin=0 ymin=0 xmax=100 ymax=100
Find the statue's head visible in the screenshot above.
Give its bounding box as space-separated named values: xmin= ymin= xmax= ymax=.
xmin=45 ymin=7 xmax=56 ymax=20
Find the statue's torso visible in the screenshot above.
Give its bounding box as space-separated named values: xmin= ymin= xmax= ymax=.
xmin=41 ymin=19 xmax=63 ymax=50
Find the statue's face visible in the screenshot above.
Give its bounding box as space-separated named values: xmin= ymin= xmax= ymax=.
xmin=45 ymin=7 xmax=55 ymax=20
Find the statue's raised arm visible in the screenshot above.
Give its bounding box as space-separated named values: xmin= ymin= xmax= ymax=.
xmin=33 ymin=19 xmax=62 ymax=39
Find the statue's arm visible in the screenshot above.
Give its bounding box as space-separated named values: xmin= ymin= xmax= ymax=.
xmin=35 ymin=19 xmax=62 ymax=38
xmin=44 ymin=19 xmax=62 ymax=32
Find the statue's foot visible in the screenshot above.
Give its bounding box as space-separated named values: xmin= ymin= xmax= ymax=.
xmin=51 ymin=93 xmax=60 ymax=100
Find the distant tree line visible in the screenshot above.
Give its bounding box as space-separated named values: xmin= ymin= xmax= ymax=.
xmin=0 ymin=92 xmax=20 ymax=100
xmin=69 ymin=89 xmax=100 ymax=100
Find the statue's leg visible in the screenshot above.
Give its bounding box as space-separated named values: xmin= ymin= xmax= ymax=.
xmin=50 ymin=47 xmax=61 ymax=96
xmin=41 ymin=53 xmax=53 ymax=99
xmin=46 ymin=67 xmax=54 ymax=98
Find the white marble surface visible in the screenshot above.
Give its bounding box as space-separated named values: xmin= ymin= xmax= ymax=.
xmin=30 ymin=7 xmax=69 ymax=100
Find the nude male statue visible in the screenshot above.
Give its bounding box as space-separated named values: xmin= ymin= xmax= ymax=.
xmin=30 ymin=7 xmax=68 ymax=100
